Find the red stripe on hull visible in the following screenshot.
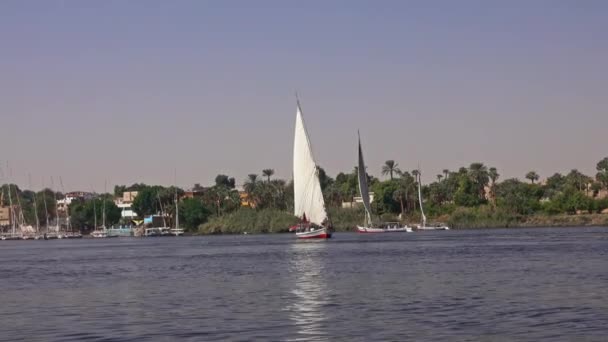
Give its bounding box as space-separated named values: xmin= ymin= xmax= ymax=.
xmin=297 ymin=233 xmax=331 ymax=239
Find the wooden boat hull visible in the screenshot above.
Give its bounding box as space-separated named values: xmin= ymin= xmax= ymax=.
xmin=296 ymin=227 xmax=331 ymax=239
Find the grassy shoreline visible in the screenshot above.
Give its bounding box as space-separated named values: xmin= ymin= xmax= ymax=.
xmin=195 ymin=208 xmax=608 ymax=235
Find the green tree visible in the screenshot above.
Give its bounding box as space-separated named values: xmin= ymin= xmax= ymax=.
xmin=262 ymin=169 xmax=275 ymax=182
xmin=69 ymin=197 xmax=120 ymax=231
xmin=495 ymin=179 xmax=542 ymax=215
xmin=468 ymin=162 xmax=489 ymax=201
xmin=454 ymin=175 xmax=481 ymax=207
xmin=596 ymin=157 xmax=608 ymax=193
xmin=372 ymin=179 xmax=401 ymax=214
xmin=525 ymin=171 xmax=540 ymax=184
xmin=381 ymin=160 xmax=401 ymax=180
xmin=132 ymin=186 xmax=163 ymax=217
xmin=566 ymin=169 xmax=587 ymax=191
xmin=316 ymin=166 xmax=333 ymax=191
xmin=215 ymin=175 xmax=236 ymax=189
xmin=202 ymin=185 xmax=236 ymax=217
xmin=543 ymin=173 xmax=565 ymax=199
xmin=488 ymin=167 xmax=499 ymax=206
xmin=489 ymin=167 xmax=499 ymax=185
xmin=179 ymin=198 xmax=211 ymax=231
xmin=243 ymin=174 xmax=259 ymax=207
xmin=114 ymin=185 xmax=127 ymax=197
xmin=397 ymin=171 xmax=417 ymax=213
xmin=125 ymin=183 xmax=148 ymax=192
xmin=392 ymin=189 xmax=406 ymax=215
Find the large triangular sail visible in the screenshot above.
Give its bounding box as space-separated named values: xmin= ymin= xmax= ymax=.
xmin=416 ymin=170 xmax=427 ymax=227
xmin=293 ymin=102 xmax=328 ymax=226
xmin=357 ymin=132 xmax=373 ymax=226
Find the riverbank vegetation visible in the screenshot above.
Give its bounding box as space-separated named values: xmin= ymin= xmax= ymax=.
xmin=2 ymin=157 xmax=608 ymax=233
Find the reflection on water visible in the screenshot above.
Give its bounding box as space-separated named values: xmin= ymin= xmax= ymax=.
xmin=286 ymin=241 xmax=330 ymax=341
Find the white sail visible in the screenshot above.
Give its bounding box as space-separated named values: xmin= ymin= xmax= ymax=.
xmin=293 ymin=102 xmax=328 ymax=226
xmin=417 ymin=171 xmax=427 ymax=227
xmin=357 ymin=132 xmax=373 ymax=226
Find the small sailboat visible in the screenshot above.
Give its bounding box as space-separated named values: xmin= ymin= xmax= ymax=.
xmin=292 ymin=99 xmax=332 ymax=239
xmin=90 ymin=183 xmax=118 ymax=238
xmin=414 ymin=170 xmax=449 ymax=231
xmin=356 ymin=132 xmax=412 ymax=233
xmin=90 ymin=194 xmax=108 ymax=238
xmin=170 ymin=182 xmax=184 ymax=236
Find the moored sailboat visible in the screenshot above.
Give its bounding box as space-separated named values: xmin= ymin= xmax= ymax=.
xmin=414 ymin=169 xmax=449 ymax=231
xmin=292 ymin=99 xmax=332 ymax=239
xmin=355 ymin=132 xmax=412 ymax=233
xmin=170 ymin=177 xmax=184 ymax=236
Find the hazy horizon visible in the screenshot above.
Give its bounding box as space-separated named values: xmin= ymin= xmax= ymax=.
xmin=1 ymin=0 xmax=607 ymax=192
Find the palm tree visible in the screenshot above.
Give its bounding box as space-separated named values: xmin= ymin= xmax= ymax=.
xmin=489 ymin=167 xmax=499 ymax=205
xmin=412 ymin=169 xmax=420 ymax=182
xmin=443 ymin=169 xmax=449 ymax=180
xmin=525 ymin=171 xmax=539 ymax=184
xmin=469 ymin=162 xmax=489 ymax=200
xmin=392 ymin=189 xmax=406 ymax=216
xmin=381 ymin=160 xmax=401 ymax=180
xmin=243 ymin=174 xmax=259 ymax=207
xmin=262 ymin=169 xmax=274 ymax=182
xmin=436 ymin=174 xmax=443 ymax=182
xmin=489 ymin=167 xmax=499 ymax=185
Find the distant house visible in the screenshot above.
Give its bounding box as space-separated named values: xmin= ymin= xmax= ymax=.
xmin=57 ymin=191 xmax=95 ymax=213
xmin=342 ymin=192 xmax=375 ymax=208
xmin=239 ymin=191 xmax=255 ymax=208
xmin=183 ymin=184 xmax=208 ymax=199
xmin=115 ymin=191 xmax=139 ymax=219
xmin=0 ymin=206 xmax=14 ymax=227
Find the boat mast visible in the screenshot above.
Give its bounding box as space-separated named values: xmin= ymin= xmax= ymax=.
xmin=174 ymin=170 xmax=179 ymax=231
xmin=157 ymin=193 xmax=167 ymax=227
xmin=42 ymin=177 xmax=50 ymax=233
xmin=416 ymin=168 xmax=427 ymax=228
xmin=30 ymin=174 xmax=40 ymax=233
xmin=11 ymin=167 xmax=26 ymax=231
xmin=12 ymin=169 xmax=27 ymax=231
xmin=93 ymin=195 xmax=98 ymax=230
xmin=60 ymin=177 xmax=72 ymax=233
xmin=6 ymin=165 xmax=15 ymax=236
xmin=102 ymin=180 xmax=107 ymax=229
xmin=51 ymin=177 xmax=59 ymax=233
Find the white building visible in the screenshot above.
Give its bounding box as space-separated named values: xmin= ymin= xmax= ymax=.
xmin=115 ymin=191 xmax=138 ymax=219
xmin=342 ymin=192 xmax=375 ymax=208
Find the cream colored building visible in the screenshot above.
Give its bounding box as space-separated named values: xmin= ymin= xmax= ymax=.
xmin=0 ymin=206 xmax=13 ymax=226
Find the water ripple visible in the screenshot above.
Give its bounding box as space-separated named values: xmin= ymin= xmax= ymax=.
xmin=0 ymin=227 xmax=607 ymax=341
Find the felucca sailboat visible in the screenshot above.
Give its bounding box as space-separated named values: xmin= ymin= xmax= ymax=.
xmin=356 ymin=132 xmax=412 ymax=233
xmin=292 ymin=99 xmax=332 ymax=239
xmin=414 ymin=170 xmax=449 ymax=231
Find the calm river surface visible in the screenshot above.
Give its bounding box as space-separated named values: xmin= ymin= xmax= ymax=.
xmin=1 ymin=227 xmax=607 ymax=341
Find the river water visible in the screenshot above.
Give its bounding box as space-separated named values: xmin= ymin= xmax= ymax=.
xmin=0 ymin=227 xmax=607 ymax=341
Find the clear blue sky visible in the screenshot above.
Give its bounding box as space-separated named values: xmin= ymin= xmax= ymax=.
xmin=1 ymin=0 xmax=607 ymax=191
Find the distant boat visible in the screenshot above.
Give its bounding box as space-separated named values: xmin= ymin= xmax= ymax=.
xmin=414 ymin=170 xmax=449 ymax=231
xmin=355 ymin=132 xmax=412 ymax=233
xmin=292 ymin=99 xmax=332 ymax=239
xmin=105 ymin=226 xmax=134 ymax=237
xmin=90 ymin=184 xmax=119 ymax=238
xmin=170 ymin=173 xmax=184 ymax=237
xmin=90 ymin=230 xmax=108 ymax=238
